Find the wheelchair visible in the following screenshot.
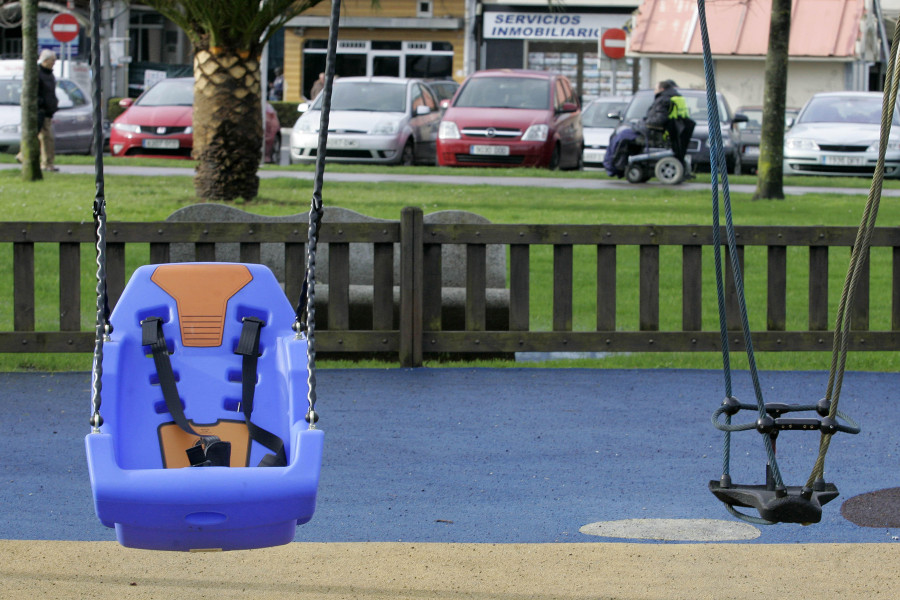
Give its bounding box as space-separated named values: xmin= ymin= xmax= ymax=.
xmin=619 ymin=125 xmax=692 ymax=185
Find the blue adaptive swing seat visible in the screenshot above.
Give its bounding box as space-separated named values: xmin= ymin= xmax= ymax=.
xmin=85 ymin=262 xmax=324 ymax=551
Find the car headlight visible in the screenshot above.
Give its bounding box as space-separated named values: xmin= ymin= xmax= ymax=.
xmin=294 ymin=116 xmax=317 ymax=134
xmin=0 ymin=123 xmax=20 ymax=134
xmin=184 ymin=126 xmax=193 ymax=134
xmin=867 ymin=139 xmax=900 ymax=152
xmin=784 ymin=137 xmax=819 ymax=151
xmin=522 ymin=124 xmax=549 ymax=142
xmin=370 ymin=119 xmax=400 ymax=135
xmin=112 ymin=122 xmax=140 ymax=133
xmin=439 ymin=121 xmax=460 ymax=140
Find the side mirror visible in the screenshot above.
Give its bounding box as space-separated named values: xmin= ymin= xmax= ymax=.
xmin=786 ymin=117 xmax=795 ymax=129
xmin=559 ymin=101 xmax=578 ymax=113
xmin=415 ymin=105 xmax=431 ymax=116
xmin=297 ymin=102 xmax=309 ymax=114
xmin=732 ymin=113 xmax=749 ymax=123
xmin=118 ymin=98 xmax=134 ymax=109
xmin=607 ymin=111 xmax=623 ymax=121
xmin=439 ymin=99 xmax=450 ymax=111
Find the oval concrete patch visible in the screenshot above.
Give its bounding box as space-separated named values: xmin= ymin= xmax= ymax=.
xmin=579 ymin=519 xmax=761 ymax=542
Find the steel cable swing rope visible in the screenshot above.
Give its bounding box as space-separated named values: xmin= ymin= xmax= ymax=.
xmin=89 ymin=0 xmax=109 ymax=433
xmin=805 ymin=21 xmax=900 ymax=488
xmin=696 ymin=0 xmax=783 ymax=507
xmin=298 ymin=0 xmax=343 ymax=429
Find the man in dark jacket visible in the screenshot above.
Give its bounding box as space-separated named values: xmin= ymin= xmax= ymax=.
xmin=36 ymin=49 xmax=59 ymax=171
xmin=18 ymin=49 xmax=59 ymax=170
xmin=645 ymin=79 xmax=694 ymax=166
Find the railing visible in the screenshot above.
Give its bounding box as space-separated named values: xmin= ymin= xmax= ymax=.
xmin=3 ymin=207 xmax=899 ymax=366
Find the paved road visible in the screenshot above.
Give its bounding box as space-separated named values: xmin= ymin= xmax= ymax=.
xmin=3 ymin=160 xmax=897 ymax=196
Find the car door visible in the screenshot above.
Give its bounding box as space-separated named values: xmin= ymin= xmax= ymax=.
xmin=52 ymin=80 xmax=92 ymax=154
xmin=409 ymin=82 xmax=441 ymax=163
xmin=552 ymin=77 xmax=582 ymax=168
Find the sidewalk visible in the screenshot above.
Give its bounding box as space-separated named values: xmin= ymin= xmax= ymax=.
xmin=3 ymin=161 xmax=898 ymax=196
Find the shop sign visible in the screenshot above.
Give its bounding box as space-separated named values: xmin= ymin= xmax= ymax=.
xmin=484 ymin=12 xmax=609 ymax=41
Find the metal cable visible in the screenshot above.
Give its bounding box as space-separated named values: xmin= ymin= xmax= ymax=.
xmin=89 ymin=0 xmax=108 ymax=432
xmin=302 ymin=0 xmax=342 ymax=429
xmin=805 ymin=19 xmax=899 ymax=486
xmin=697 ymin=0 xmax=783 ymax=489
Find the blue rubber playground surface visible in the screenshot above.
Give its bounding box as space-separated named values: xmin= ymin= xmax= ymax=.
xmin=3 ymin=367 xmax=900 ymax=545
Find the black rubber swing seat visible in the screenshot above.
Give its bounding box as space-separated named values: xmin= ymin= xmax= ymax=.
xmin=708 ymin=480 xmax=839 ymax=524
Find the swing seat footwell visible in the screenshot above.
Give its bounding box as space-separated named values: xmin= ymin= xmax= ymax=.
xmin=86 ymin=426 xmax=324 ymax=551
xmin=708 ymin=481 xmax=839 ymax=524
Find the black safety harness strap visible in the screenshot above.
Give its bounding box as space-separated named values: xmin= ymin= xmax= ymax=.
xmin=141 ymin=316 xmax=286 ymax=468
xmin=235 ymin=317 xmax=287 ymax=467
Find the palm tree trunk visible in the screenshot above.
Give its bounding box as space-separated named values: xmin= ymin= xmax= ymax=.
xmin=192 ymin=48 xmax=262 ymax=201
xmin=753 ymin=0 xmax=791 ymax=200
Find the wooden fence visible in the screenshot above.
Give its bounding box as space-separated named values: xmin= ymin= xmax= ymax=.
xmin=3 ymin=207 xmax=900 ymax=366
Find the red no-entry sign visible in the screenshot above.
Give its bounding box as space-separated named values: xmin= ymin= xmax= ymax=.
xmin=600 ymin=28 xmax=627 ymax=60
xmin=50 ymin=13 xmax=79 ymax=44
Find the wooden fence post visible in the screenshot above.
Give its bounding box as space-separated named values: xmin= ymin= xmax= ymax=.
xmin=400 ymin=207 xmax=423 ymax=367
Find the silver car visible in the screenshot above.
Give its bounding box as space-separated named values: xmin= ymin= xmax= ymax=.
xmin=0 ymin=77 xmax=98 ymax=155
xmin=581 ymin=95 xmax=630 ymax=167
xmin=784 ymin=91 xmax=900 ymax=178
xmin=289 ymin=76 xmax=442 ymax=165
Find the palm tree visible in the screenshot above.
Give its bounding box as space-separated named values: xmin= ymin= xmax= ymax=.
xmin=144 ymin=0 xmax=323 ymax=201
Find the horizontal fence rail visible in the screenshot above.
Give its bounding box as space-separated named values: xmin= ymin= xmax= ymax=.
xmin=3 ymin=209 xmax=900 ymax=366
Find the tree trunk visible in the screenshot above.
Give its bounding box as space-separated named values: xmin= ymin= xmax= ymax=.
xmin=192 ymin=48 xmax=262 ymax=201
xmin=20 ymin=0 xmax=41 ymax=181
xmin=753 ymin=0 xmax=791 ymax=200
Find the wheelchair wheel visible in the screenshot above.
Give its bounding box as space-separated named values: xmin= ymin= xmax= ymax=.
xmin=654 ymin=156 xmax=685 ymax=185
xmin=625 ymin=164 xmax=647 ymax=184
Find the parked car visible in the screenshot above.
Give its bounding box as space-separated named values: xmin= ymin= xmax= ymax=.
xmin=736 ymin=105 xmax=799 ymax=173
xmin=437 ymin=69 xmax=583 ymax=169
xmin=110 ymin=77 xmax=281 ymax=162
xmin=582 ymin=95 xmax=630 ymax=167
xmin=290 ymin=76 xmax=441 ymax=165
xmin=426 ymin=79 xmax=460 ymax=105
xmin=0 ymin=76 xmax=100 ymax=155
xmin=612 ymin=88 xmax=747 ymax=174
xmin=783 ymin=91 xmax=900 ymax=178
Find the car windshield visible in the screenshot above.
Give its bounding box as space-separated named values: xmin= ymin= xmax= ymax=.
xmin=624 ymin=91 xmax=730 ymax=123
xmin=583 ymin=100 xmax=628 ymax=127
xmin=312 ymin=82 xmax=407 ymax=112
xmin=0 ymin=80 xmax=22 ymax=105
xmin=136 ymin=79 xmax=193 ymax=107
xmin=454 ymin=77 xmax=551 ymax=110
xmin=798 ymin=95 xmax=900 ymax=126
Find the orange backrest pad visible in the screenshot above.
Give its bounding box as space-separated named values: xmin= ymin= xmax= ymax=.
xmin=151 ymin=264 xmax=253 ymax=347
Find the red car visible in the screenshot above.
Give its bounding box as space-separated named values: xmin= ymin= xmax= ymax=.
xmin=110 ymin=77 xmax=281 ymax=162
xmin=437 ymin=69 xmax=583 ymax=169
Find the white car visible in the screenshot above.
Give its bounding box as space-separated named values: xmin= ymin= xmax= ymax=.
xmin=581 ymin=96 xmax=630 ymax=167
xmin=290 ymin=76 xmax=442 ymax=166
xmin=784 ymin=91 xmax=900 ymax=178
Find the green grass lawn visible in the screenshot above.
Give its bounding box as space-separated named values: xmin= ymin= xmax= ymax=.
xmin=1 ymin=156 xmax=898 ymax=373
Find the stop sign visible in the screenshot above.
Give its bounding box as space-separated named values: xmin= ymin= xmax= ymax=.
xmin=50 ymin=13 xmax=79 ymax=44
xmin=600 ymin=28 xmax=627 ymax=60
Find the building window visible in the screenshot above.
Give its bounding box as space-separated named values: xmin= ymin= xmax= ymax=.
xmin=417 ymin=1 xmax=433 ymax=18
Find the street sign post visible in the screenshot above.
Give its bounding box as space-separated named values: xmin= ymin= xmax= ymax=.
xmin=600 ymin=28 xmax=627 ymax=95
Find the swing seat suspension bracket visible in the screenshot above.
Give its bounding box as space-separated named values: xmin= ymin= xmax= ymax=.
xmin=708 ymin=481 xmax=839 ymax=524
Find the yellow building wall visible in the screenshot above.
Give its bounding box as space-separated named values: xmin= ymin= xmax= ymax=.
xmin=282 ymin=0 xmax=467 ymax=102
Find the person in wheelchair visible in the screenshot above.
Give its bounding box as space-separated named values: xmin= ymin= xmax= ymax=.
xmin=604 ymin=80 xmax=696 ymax=181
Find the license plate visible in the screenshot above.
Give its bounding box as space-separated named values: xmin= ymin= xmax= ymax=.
xmin=327 ymin=138 xmax=358 ymax=149
xmin=471 ymin=144 xmax=509 ymax=156
xmin=143 ymin=138 xmax=179 ymax=150
xmin=743 ymin=146 xmax=759 ymax=156
xmin=584 ymin=150 xmax=605 ymax=162
xmin=824 ymin=155 xmax=865 ymax=166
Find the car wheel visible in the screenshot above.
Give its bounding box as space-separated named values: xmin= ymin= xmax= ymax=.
xmin=399 ymin=140 xmax=415 ymax=166
xmin=654 ymin=156 xmax=684 ymax=184
xmin=268 ymin=134 xmax=281 ymax=164
xmin=548 ymin=144 xmax=561 ymax=170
